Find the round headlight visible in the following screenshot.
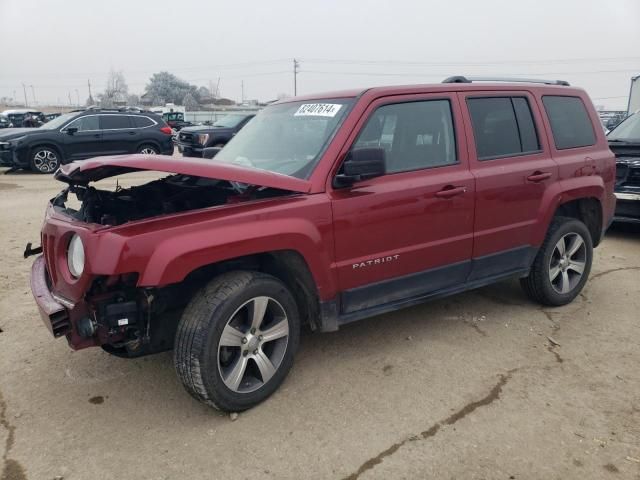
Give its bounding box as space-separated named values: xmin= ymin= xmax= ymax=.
xmin=67 ymin=234 xmax=85 ymax=278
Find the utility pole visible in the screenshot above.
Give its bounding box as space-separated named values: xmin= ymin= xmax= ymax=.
xmin=21 ymin=83 xmax=28 ymax=107
xmin=75 ymin=89 xmax=80 ymax=107
xmin=87 ymin=79 xmax=93 ymax=104
xmin=215 ymin=77 xmax=221 ymax=98
xmin=293 ymin=58 xmax=300 ymax=96
xmin=30 ymin=85 xmax=36 ymax=105
xmin=68 ymin=92 xmax=72 ymax=106
xmin=241 ymin=80 xmax=245 ymax=104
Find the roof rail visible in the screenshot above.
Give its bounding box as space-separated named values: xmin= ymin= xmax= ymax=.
xmin=442 ymin=76 xmax=570 ymax=86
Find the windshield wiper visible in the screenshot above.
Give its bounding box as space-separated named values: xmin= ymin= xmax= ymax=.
xmin=608 ymin=139 xmax=632 ymax=143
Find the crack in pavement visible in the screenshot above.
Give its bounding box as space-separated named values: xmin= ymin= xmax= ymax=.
xmin=0 ymin=390 xmax=26 ymax=480
xmin=342 ymin=369 xmax=518 ymax=480
xmin=590 ymin=266 xmax=640 ymax=281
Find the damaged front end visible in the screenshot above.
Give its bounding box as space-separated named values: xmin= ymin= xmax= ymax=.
xmin=29 ymin=155 xmax=310 ymax=356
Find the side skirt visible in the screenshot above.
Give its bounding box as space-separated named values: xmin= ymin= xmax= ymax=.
xmin=318 ymin=267 xmax=530 ymax=332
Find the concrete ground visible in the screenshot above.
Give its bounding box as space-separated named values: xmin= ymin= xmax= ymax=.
xmin=0 ymin=166 xmax=639 ymax=480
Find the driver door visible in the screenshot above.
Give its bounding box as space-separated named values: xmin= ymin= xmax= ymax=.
xmin=62 ymin=115 xmax=104 ymax=160
xmin=329 ymin=93 xmax=475 ymax=315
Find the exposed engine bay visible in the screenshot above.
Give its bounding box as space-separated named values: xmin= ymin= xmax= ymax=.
xmin=52 ymin=174 xmax=290 ymax=226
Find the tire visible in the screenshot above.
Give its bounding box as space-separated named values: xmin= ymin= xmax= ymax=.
xmin=520 ymin=216 xmax=593 ymax=306
xmin=174 ymin=271 xmax=300 ymax=411
xmin=138 ymin=144 xmax=159 ymax=155
xmin=30 ymin=146 xmax=61 ymax=173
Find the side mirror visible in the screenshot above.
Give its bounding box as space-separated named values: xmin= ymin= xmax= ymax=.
xmin=65 ymin=127 xmax=78 ymax=135
xmin=334 ymin=147 xmax=386 ymax=188
xmin=202 ymin=146 xmax=222 ymax=159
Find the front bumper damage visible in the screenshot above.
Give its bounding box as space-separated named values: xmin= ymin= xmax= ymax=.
xmin=30 ymin=255 xmax=71 ymax=338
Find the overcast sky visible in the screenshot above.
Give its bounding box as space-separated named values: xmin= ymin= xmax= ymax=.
xmin=1 ymin=0 xmax=639 ymax=109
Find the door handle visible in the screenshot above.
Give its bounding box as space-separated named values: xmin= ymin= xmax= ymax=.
xmin=128 ymin=131 xmax=136 ymax=135
xmin=526 ymin=171 xmax=552 ymax=182
xmin=93 ymin=134 xmax=100 ymax=138
xmin=435 ymin=185 xmax=467 ymax=198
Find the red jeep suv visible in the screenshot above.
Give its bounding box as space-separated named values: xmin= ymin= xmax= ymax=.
xmin=29 ymin=77 xmax=615 ymax=411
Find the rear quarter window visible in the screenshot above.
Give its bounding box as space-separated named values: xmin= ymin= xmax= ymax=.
xmin=542 ymin=96 xmax=596 ymax=149
xmin=132 ymin=116 xmax=155 ymax=128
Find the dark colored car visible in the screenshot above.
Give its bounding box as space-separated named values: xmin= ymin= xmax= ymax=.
xmin=1 ymin=109 xmax=44 ymax=127
xmin=29 ymin=78 xmax=614 ymax=411
xmin=0 ymin=115 xmax=10 ymax=129
xmin=0 ymin=108 xmax=174 ymax=173
xmin=608 ymin=112 xmax=640 ymax=223
xmin=176 ymin=113 xmax=254 ymax=157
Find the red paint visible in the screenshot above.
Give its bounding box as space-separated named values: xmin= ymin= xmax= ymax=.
xmin=31 ymin=82 xmax=615 ymax=350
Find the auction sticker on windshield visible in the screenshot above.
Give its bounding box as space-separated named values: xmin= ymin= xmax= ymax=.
xmin=294 ymin=104 xmax=343 ymax=117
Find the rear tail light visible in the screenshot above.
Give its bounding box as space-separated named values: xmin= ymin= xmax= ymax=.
xmin=160 ymin=126 xmax=173 ymax=135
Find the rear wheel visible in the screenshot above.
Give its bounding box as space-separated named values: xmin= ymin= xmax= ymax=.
xmin=138 ymin=144 xmax=158 ymax=155
xmin=520 ymin=216 xmax=593 ymax=306
xmin=30 ymin=147 xmax=60 ymax=173
xmin=174 ymin=271 xmax=300 ymax=411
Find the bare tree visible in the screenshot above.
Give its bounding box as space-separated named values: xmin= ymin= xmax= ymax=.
xmin=98 ymin=69 xmax=129 ymax=107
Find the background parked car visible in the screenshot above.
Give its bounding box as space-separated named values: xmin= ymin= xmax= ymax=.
xmin=176 ymin=113 xmax=254 ymax=157
xmin=1 ymin=109 xmax=44 ymax=127
xmin=608 ymin=112 xmax=640 ymax=223
xmin=0 ymin=114 xmax=11 ymax=129
xmin=0 ymin=107 xmax=174 ymax=173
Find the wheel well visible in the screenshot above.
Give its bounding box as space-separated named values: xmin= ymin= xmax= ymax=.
xmin=182 ymin=250 xmax=321 ymax=330
xmin=554 ymin=197 xmax=603 ymax=246
xmin=30 ymin=143 xmax=62 ymax=158
xmin=136 ymin=141 xmax=161 ymax=152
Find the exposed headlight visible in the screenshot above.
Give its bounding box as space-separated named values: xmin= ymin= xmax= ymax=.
xmin=67 ymin=234 xmax=85 ymax=278
xmin=196 ymin=133 xmax=210 ymax=145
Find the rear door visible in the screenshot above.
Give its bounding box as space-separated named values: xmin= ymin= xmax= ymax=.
xmin=329 ymin=93 xmax=475 ymax=314
xmin=98 ymin=114 xmax=136 ymax=155
xmin=61 ymin=115 xmax=104 ymax=160
xmin=459 ymin=91 xmax=557 ymax=280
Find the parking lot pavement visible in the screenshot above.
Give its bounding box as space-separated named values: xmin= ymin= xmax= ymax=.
xmin=0 ymin=168 xmax=639 ymax=480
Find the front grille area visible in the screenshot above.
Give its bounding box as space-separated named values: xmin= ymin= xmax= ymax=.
xmin=179 ymin=132 xmax=194 ymax=143
xmin=628 ymin=167 xmax=640 ymax=186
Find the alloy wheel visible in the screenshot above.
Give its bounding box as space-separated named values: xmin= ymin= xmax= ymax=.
xmin=139 ymin=147 xmax=157 ymax=155
xmin=217 ymin=296 xmax=290 ymax=393
xmin=548 ymin=232 xmax=587 ymax=294
xmin=33 ymin=149 xmax=59 ymax=173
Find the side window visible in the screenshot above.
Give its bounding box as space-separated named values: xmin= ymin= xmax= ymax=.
xmin=66 ymin=115 xmax=99 ymax=132
xmin=467 ymin=97 xmax=540 ymax=160
xmin=132 ymin=116 xmax=154 ymax=128
xmin=542 ymin=96 xmax=596 ymax=149
xmin=353 ymin=99 xmax=457 ymax=173
xmin=99 ymin=115 xmax=132 ymax=130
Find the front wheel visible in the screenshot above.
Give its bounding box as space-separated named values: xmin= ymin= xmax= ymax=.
xmin=174 ymin=271 xmax=300 ymax=411
xmin=520 ymin=217 xmax=593 ymax=306
xmin=30 ymin=147 xmax=61 ymax=173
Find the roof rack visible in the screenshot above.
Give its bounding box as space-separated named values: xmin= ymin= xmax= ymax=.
xmin=442 ymin=76 xmax=570 ymax=86
xmin=82 ymin=106 xmax=149 ymax=113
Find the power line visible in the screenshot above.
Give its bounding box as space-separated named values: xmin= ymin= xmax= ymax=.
xmin=302 ymin=56 xmax=640 ymax=67
xmin=301 ymin=68 xmax=640 ymax=77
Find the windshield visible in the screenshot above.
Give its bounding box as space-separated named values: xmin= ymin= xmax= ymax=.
xmin=213 ymin=114 xmax=249 ymax=128
xmin=214 ymin=99 xmax=353 ymax=178
xmin=39 ymin=112 xmax=77 ymax=130
xmin=608 ymin=113 xmax=640 ymax=141
xmin=165 ymin=112 xmax=183 ymax=121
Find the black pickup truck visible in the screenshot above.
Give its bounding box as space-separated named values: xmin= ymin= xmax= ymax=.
xmin=608 ymin=112 xmax=640 ymax=223
xmin=176 ymin=113 xmax=254 ymax=157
